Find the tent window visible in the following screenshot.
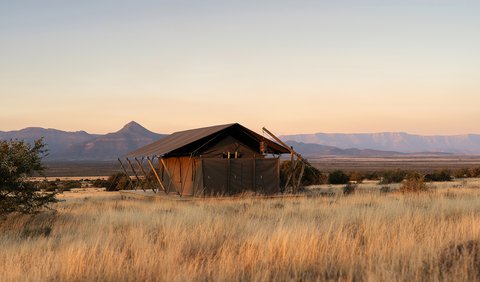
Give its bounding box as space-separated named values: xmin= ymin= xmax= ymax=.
xmin=222 ymin=152 xmax=242 ymax=159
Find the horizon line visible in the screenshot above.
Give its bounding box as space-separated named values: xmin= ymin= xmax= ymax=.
xmin=1 ymin=122 xmax=480 ymax=137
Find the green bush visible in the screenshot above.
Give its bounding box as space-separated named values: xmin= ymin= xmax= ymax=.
xmin=328 ymin=170 xmax=349 ymax=185
xmin=363 ymin=171 xmax=382 ymax=181
xmin=380 ymin=170 xmax=408 ymax=184
xmin=424 ymin=169 xmax=452 ymax=182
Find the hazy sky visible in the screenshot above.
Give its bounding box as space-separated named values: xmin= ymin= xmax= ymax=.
xmin=1 ymin=0 xmax=479 ymax=135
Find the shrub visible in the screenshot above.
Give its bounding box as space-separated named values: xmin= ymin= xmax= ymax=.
xmin=343 ymin=183 xmax=357 ymax=195
xmin=105 ymin=173 xmax=132 ymax=191
xmin=302 ymin=164 xmax=323 ymax=186
xmin=399 ymin=173 xmax=429 ymax=193
xmin=60 ymin=180 xmax=81 ymax=191
xmin=280 ymin=161 xmax=323 ymax=187
xmin=328 ymin=170 xmax=349 ymax=185
xmin=363 ymin=171 xmax=382 ymax=181
xmin=454 ymin=168 xmax=471 ymax=179
xmin=348 ymin=171 xmax=366 ymax=183
xmin=424 ymin=169 xmax=452 ymax=182
xmin=380 ymin=170 xmax=407 ymax=184
xmin=93 ymin=178 xmax=109 ymax=188
xmin=472 ymin=167 xmax=480 ymax=178
xmin=36 ymin=180 xmax=58 ymax=192
xmin=380 ymin=186 xmax=391 ymax=193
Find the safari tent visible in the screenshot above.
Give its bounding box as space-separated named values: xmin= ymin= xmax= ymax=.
xmin=120 ymin=123 xmax=290 ymax=196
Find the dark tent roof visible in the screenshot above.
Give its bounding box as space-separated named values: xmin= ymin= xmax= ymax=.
xmin=126 ymin=123 xmax=290 ymax=158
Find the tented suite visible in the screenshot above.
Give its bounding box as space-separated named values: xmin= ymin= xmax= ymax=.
xmin=123 ymin=123 xmax=290 ymax=196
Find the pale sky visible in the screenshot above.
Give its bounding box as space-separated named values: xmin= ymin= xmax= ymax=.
xmin=1 ymin=0 xmax=479 ymax=135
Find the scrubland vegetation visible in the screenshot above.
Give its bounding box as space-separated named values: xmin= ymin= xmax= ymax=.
xmin=2 ymin=179 xmax=480 ymax=281
xmin=4 ymin=140 xmax=480 ymax=281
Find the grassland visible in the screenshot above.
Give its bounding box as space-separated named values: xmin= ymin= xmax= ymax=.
xmin=2 ymin=180 xmax=480 ymax=281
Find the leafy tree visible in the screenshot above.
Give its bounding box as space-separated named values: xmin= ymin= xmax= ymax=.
xmin=0 ymin=139 xmax=57 ymax=215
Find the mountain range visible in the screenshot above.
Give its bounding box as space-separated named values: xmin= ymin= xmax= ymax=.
xmin=283 ymin=141 xmax=410 ymax=157
xmin=0 ymin=121 xmax=166 ymax=161
xmin=281 ymin=132 xmax=480 ymax=155
xmin=1 ymin=122 xmax=479 ymax=161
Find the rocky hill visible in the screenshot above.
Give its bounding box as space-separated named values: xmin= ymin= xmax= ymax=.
xmin=62 ymin=121 xmax=166 ymax=160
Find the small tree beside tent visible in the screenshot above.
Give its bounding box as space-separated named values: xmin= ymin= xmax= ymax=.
xmin=0 ymin=139 xmax=57 ymax=216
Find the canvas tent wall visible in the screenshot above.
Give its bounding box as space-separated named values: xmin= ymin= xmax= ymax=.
xmin=122 ymin=123 xmax=289 ymax=196
xmin=200 ymin=158 xmax=280 ymax=195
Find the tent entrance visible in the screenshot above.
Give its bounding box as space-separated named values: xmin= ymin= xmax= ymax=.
xmin=201 ymin=158 xmax=280 ymax=195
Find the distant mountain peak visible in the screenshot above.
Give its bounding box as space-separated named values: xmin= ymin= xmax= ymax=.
xmin=118 ymin=121 xmax=150 ymax=133
xmin=62 ymin=122 xmax=167 ymax=160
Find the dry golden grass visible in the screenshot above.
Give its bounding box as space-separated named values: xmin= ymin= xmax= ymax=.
xmin=2 ymin=179 xmax=480 ymax=281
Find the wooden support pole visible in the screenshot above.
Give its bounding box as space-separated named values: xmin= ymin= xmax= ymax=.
xmin=262 ymin=127 xmax=306 ymax=162
xmin=296 ymin=162 xmax=306 ymax=193
xmin=284 ymin=158 xmax=299 ymax=192
xmin=144 ymin=157 xmax=160 ymax=194
xmin=253 ymin=158 xmax=256 ymax=192
xmin=126 ymin=158 xmax=144 ymax=191
xmin=147 ymin=157 xmax=167 ymax=194
xmin=277 ymin=158 xmax=281 ymax=192
xmin=118 ymin=158 xmax=135 ymax=190
xmin=135 ymin=157 xmax=156 ymax=193
xmin=179 ymin=156 xmax=193 ymax=197
xmin=160 ymin=158 xmax=176 ymax=194
xmin=291 ymin=148 xmax=296 ymax=193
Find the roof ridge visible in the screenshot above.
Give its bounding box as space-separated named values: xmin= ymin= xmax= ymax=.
xmin=171 ymin=123 xmax=237 ymax=134
xmin=125 ymin=123 xmax=289 ymax=158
